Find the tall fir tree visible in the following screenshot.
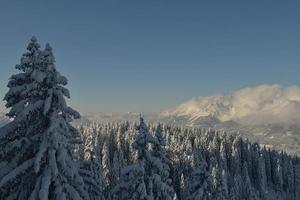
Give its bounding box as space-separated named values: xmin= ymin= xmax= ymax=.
xmin=111 ymin=117 xmax=150 ymax=200
xmin=293 ymin=164 xmax=300 ymax=199
xmin=79 ymin=129 xmax=105 ymax=200
xmin=149 ymin=124 xmax=174 ymax=200
xmin=257 ymin=152 xmax=267 ymax=198
xmin=0 ymin=37 xmax=89 ymax=199
xmin=241 ymin=162 xmax=258 ymax=200
xmin=186 ymin=149 xmax=211 ymax=200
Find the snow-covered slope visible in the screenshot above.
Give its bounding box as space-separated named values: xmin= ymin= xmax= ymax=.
xmin=160 ymin=84 xmax=300 ymax=155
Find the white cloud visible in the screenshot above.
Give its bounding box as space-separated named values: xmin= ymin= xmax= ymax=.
xmin=162 ymin=84 xmax=300 ymax=125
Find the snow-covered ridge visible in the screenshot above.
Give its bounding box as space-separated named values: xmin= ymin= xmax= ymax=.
xmin=161 ymin=84 xmax=300 ymax=125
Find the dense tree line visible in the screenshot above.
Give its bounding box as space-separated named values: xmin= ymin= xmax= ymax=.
xmin=0 ymin=38 xmax=299 ymax=199
xmin=77 ymin=119 xmax=300 ymax=200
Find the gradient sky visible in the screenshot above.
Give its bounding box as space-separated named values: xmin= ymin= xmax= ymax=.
xmin=1 ymin=1 xmax=300 ymax=114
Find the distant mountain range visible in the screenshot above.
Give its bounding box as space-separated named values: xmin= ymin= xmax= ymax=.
xmin=1 ymin=84 xmax=299 ymax=155
xmin=159 ymin=84 xmax=300 ymax=155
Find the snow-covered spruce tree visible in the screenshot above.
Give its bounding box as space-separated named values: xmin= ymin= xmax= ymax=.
xmin=273 ymin=157 xmax=283 ymax=192
xmin=149 ymin=124 xmax=174 ymax=200
xmin=285 ymin=159 xmax=295 ymax=196
xmin=185 ymin=149 xmax=211 ymax=200
xmin=112 ymin=117 xmax=174 ymax=200
xmin=218 ymin=137 xmax=229 ymax=198
xmin=257 ymin=152 xmax=267 ymax=198
xmin=111 ymin=117 xmax=150 ymax=200
xmin=241 ymin=162 xmax=258 ymax=200
xmin=264 ymin=148 xmax=272 ymax=185
xmin=75 ymin=125 xmax=88 ymax=161
xmin=102 ymin=127 xmax=118 ymax=193
xmin=111 ymin=163 xmax=147 ymax=200
xmin=211 ymin=163 xmax=228 ymax=200
xmin=294 ymin=164 xmax=300 ymax=199
xmin=0 ymin=37 xmax=89 ymax=200
xmin=228 ymin=137 xmax=243 ymax=199
xmin=101 ymin=141 xmax=111 ymax=190
xmin=111 ymin=151 xmax=125 ymax=185
xmin=79 ymin=128 xmax=105 ymax=200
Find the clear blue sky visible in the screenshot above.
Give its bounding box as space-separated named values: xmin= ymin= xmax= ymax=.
xmin=0 ymin=1 xmax=300 ymax=114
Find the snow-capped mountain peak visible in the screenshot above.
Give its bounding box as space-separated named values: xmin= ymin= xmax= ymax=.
xmin=160 ymin=95 xmax=230 ymax=122
xmin=159 ymin=85 xmax=300 ymax=155
xmin=161 ymin=84 xmax=300 ymax=126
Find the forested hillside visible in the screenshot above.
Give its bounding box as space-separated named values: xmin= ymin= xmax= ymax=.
xmin=77 ymin=119 xmax=300 ymax=200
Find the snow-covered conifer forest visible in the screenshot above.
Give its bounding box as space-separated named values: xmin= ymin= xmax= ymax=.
xmin=0 ymin=38 xmax=300 ymax=200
